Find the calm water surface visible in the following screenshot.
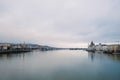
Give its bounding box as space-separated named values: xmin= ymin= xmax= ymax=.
xmin=0 ymin=50 xmax=120 ymax=80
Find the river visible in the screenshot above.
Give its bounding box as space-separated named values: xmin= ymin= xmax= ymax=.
xmin=0 ymin=50 xmax=120 ymax=80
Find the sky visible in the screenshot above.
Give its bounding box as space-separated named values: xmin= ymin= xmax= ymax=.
xmin=0 ymin=0 xmax=120 ymax=48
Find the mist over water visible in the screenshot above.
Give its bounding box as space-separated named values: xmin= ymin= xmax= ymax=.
xmin=0 ymin=50 xmax=120 ymax=80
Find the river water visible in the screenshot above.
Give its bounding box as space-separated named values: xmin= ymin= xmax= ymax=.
xmin=0 ymin=50 xmax=120 ymax=80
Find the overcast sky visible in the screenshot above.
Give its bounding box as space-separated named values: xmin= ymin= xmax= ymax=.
xmin=0 ymin=0 xmax=120 ymax=48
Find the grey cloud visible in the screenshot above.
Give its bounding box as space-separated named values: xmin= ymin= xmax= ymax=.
xmin=0 ymin=0 xmax=120 ymax=47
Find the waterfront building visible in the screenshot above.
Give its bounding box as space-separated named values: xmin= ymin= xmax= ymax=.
xmin=0 ymin=43 xmax=11 ymax=50
xmin=88 ymin=42 xmax=120 ymax=54
xmin=88 ymin=41 xmax=95 ymax=51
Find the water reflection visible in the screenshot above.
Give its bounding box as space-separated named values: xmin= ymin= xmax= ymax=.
xmin=88 ymin=52 xmax=95 ymax=62
xmin=0 ymin=52 xmax=27 ymax=60
xmin=88 ymin=51 xmax=120 ymax=62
